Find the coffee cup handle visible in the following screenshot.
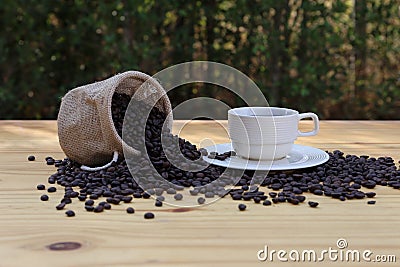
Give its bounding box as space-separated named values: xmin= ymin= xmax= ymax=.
xmin=298 ymin=113 xmax=319 ymax=137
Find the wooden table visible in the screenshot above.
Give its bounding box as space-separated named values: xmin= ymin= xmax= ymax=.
xmin=0 ymin=120 xmax=399 ymax=267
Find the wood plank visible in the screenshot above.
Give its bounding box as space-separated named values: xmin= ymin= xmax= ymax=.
xmin=0 ymin=121 xmax=399 ymax=267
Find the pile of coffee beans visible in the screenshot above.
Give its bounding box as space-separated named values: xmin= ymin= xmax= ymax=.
xmin=33 ymin=93 xmax=400 ymax=218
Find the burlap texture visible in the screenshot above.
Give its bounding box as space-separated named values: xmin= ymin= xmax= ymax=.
xmin=57 ymin=71 xmax=172 ymax=166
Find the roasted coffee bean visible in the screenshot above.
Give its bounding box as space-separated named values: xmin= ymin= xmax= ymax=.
xmin=295 ymin=195 xmax=306 ymax=202
xmin=154 ymin=188 xmax=164 ymax=196
xmin=174 ymin=193 xmax=183 ymax=200
xmin=69 ymin=191 xmax=79 ymax=198
xmin=197 ymin=197 xmax=206 ymax=204
xmin=205 ymin=192 xmax=214 ymax=198
xmin=126 ymin=207 xmax=135 ymax=214
xmin=94 ymin=205 xmax=104 ymax=213
xmin=89 ymin=194 xmax=99 ymax=200
xmin=65 ymin=210 xmax=75 ymax=217
xmin=231 ymin=194 xmax=242 ymax=200
xmin=103 ymin=203 xmax=111 ymax=210
xmin=189 ymin=189 xmax=199 ymax=196
xmin=365 ymin=192 xmax=376 ymax=198
xmin=269 ymin=192 xmax=277 ymax=198
xmin=156 ymin=196 xmax=165 ymax=202
xmin=85 ymin=205 xmax=95 ymax=212
xmin=28 ymin=155 xmax=36 ymax=161
xmin=122 ymin=196 xmax=133 ymax=203
xmin=253 ymin=197 xmax=261 ymax=204
xmin=238 ymin=204 xmax=247 ymax=211
xmin=313 ymin=189 xmax=323 ymax=195
xmin=56 ymin=203 xmax=65 ymax=210
xmin=142 ymin=192 xmax=151 ymax=199
xmin=61 ymin=197 xmax=72 ymax=204
xmin=37 ymin=184 xmax=45 ymax=190
xmin=47 ymin=187 xmax=57 ymax=193
xmin=40 ymin=194 xmax=49 ymax=201
xmin=355 ymin=192 xmax=365 ymax=199
xmin=262 ymin=200 xmax=272 ymax=206
xmin=367 ymin=200 xmax=376 ymax=205
xmin=166 ymin=188 xmax=176 ymax=194
xmin=85 ymin=199 xmax=94 ymax=206
xmin=277 ymin=196 xmax=286 ymax=202
xmin=133 ymin=192 xmax=142 ymax=198
xmin=78 ymin=195 xmax=87 ymax=201
xmin=155 ymin=200 xmax=163 ymax=207
xmin=111 ymin=198 xmax=121 ymax=205
xmin=308 ymin=201 xmax=319 ymax=208
xmin=144 ymin=212 xmax=155 ymax=219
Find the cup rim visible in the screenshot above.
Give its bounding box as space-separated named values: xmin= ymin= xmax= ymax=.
xmin=228 ymin=106 xmax=299 ymax=118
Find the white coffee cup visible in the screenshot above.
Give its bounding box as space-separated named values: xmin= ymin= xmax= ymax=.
xmin=228 ymin=107 xmax=319 ymax=160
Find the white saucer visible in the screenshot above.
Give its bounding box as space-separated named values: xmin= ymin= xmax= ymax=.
xmin=202 ymin=143 xmax=329 ymax=171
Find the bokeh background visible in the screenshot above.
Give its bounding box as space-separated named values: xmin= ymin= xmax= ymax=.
xmin=1 ymin=0 xmax=399 ymax=119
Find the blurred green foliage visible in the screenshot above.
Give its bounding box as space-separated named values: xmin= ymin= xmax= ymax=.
xmin=0 ymin=0 xmax=399 ymax=119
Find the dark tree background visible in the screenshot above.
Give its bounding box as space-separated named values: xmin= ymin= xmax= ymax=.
xmin=1 ymin=0 xmax=399 ymax=119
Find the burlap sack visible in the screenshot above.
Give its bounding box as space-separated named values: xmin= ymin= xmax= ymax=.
xmin=58 ymin=71 xmax=172 ymax=166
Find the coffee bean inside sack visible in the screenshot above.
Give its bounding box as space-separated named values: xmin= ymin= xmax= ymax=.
xmin=35 ymin=93 xmax=400 ymax=218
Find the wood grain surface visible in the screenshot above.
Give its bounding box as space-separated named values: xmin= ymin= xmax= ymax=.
xmin=0 ymin=120 xmax=399 ymax=267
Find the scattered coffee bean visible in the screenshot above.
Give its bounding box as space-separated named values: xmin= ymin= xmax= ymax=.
xmin=269 ymin=192 xmax=277 ymax=198
xmin=367 ymin=200 xmax=376 ymax=205
xmin=78 ymin=195 xmax=87 ymax=201
xmin=232 ymin=194 xmax=242 ymax=200
xmin=126 ymin=207 xmax=135 ymax=214
xmin=65 ymin=210 xmax=75 ymax=217
xmin=144 ymin=212 xmax=155 ymax=219
xmin=85 ymin=205 xmax=95 ymax=212
xmin=150 ymin=194 xmax=161 ymax=201
xmin=37 ymin=184 xmax=45 ymax=190
xmin=189 ymin=189 xmax=199 ymax=196
xmin=47 ymin=187 xmax=57 ymax=193
xmin=103 ymin=203 xmax=111 ymax=210
xmin=166 ymin=188 xmax=176 ymax=194
xmin=253 ymin=197 xmax=261 ymax=204
xmin=122 ymin=196 xmax=133 ymax=203
xmin=174 ymin=193 xmax=183 ymax=200
xmin=289 ymin=198 xmax=300 ymax=205
xmin=205 ymin=192 xmax=214 ymax=198
xmin=56 ymin=203 xmax=66 ymax=210
xmin=61 ymin=197 xmax=72 ymax=204
xmin=365 ymin=192 xmax=376 ymax=198
xmin=85 ymin=199 xmax=94 ymax=206
xmin=28 ymin=155 xmax=36 ymax=161
xmin=262 ymin=200 xmax=272 ymax=206
xmin=238 ymin=204 xmax=247 ymax=211
xmin=40 ymin=194 xmax=49 ymax=201
xmin=155 ymin=200 xmax=163 ymax=207
xmin=197 ymin=197 xmax=206 ymax=204
xmin=94 ymin=205 xmax=104 ymax=213
xmin=308 ymin=201 xmax=319 ymax=208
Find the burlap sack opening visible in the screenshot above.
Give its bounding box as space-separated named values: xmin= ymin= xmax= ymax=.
xmin=58 ymin=71 xmax=172 ymax=166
